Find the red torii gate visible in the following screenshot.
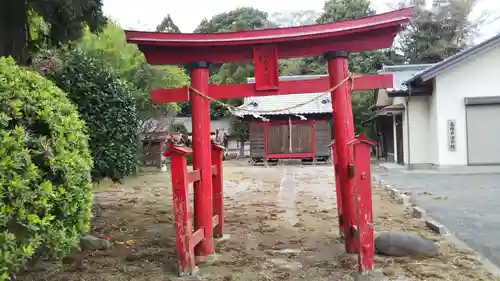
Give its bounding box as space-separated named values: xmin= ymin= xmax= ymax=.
xmin=126 ymin=7 xmax=412 ymax=277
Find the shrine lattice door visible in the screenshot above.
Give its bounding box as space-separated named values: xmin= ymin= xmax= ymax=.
xmin=291 ymin=123 xmax=313 ymax=154
xmin=267 ymin=124 xmax=290 ymax=155
xmin=267 ymin=122 xmax=314 ymax=158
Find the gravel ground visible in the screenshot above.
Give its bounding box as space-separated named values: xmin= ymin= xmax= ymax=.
xmin=17 ymin=160 xmax=500 ymax=281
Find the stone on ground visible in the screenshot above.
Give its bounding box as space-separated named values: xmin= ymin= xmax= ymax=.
xmin=375 ymin=231 xmax=440 ymax=257
xmin=80 ymin=235 xmax=112 ymax=250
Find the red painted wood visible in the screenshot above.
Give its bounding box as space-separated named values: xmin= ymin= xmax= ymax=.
xmin=169 ymin=145 xmax=193 ymax=155
xmin=190 ymin=67 xmax=215 ymax=258
xmin=128 ymin=7 xmax=414 ymax=276
xmin=187 ymin=170 xmax=201 ymax=184
xmin=126 ymin=8 xmax=411 ymax=45
xmin=253 ymin=45 xmax=280 ymax=91
xmin=190 ymin=228 xmax=205 ymax=249
xmin=126 ymin=8 xmax=412 ymax=64
xmin=138 ymin=29 xmax=399 ymax=65
xmin=347 ymin=134 xmax=376 ymax=272
xmin=169 ymin=152 xmax=195 ymax=276
xmin=211 ymin=143 xmax=224 ymax=238
xmin=151 ymin=74 xmax=393 ymax=104
xmin=266 ymin=153 xmax=315 ymax=159
xmin=328 ymin=55 xmax=358 ymax=254
xmin=212 ymin=215 xmax=219 ymax=227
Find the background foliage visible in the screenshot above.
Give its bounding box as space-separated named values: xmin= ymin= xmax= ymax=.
xmin=74 ymin=23 xmax=188 ymax=130
xmin=0 ymin=57 xmax=94 ymax=280
xmin=0 ymin=0 xmax=106 ymax=65
xmin=47 ymin=49 xmax=139 ymax=183
xmin=189 ymin=0 xmax=487 ymax=142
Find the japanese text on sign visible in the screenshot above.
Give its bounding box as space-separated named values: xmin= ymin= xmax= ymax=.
xmin=447 ymin=119 xmax=456 ymax=151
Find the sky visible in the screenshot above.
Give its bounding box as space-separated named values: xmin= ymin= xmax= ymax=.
xmin=102 ymin=0 xmax=500 ymax=43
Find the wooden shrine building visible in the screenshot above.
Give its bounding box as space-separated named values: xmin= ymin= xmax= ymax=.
xmin=241 ymin=75 xmax=333 ymax=163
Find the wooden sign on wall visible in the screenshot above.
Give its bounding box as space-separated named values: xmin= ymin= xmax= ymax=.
xmin=447 ymin=119 xmax=457 ymax=151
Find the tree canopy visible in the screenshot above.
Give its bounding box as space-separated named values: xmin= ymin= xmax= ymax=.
xmin=195 ymin=7 xmax=272 ymax=33
xmin=0 ymin=0 xmax=106 ymax=65
xmin=269 ymin=10 xmax=319 ymax=27
xmin=316 ymin=0 xmax=375 ymax=23
xmin=396 ymin=0 xmax=484 ymax=63
xmin=48 ymin=49 xmax=140 ymax=182
xmin=74 ymin=22 xmax=189 ymax=130
xmin=156 ymin=15 xmax=181 ymax=32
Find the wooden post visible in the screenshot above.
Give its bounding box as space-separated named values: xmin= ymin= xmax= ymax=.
xmin=311 ymin=120 xmax=316 ymax=165
xmin=188 ymin=62 xmax=215 ymax=260
xmin=211 ymin=143 xmax=225 ymax=237
xmin=326 ymin=51 xmax=358 ymax=253
xmin=347 ymin=134 xmax=376 ymax=273
xmin=166 ymin=145 xmax=196 ymax=276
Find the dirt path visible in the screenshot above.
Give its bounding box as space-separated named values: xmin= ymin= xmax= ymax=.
xmin=19 ymin=160 xmax=500 ymax=281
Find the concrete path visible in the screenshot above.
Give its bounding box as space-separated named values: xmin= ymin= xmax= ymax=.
xmin=372 ymin=165 xmax=500 ymax=267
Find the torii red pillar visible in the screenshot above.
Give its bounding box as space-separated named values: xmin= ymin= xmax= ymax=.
xmin=326 ymin=51 xmax=357 ymax=253
xmin=188 ymin=62 xmax=215 ymax=259
xmin=126 ymin=7 xmax=413 ymax=275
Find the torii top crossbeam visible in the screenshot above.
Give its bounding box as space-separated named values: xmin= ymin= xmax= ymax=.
xmin=125 ymin=8 xmax=413 ymax=65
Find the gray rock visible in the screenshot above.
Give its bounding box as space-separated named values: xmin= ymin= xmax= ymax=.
xmin=375 ymin=231 xmax=440 ymax=257
xmin=80 ymin=235 xmax=112 ymax=251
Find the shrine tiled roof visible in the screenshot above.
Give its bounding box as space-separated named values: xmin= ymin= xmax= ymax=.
xmin=240 ymin=75 xmax=332 ymax=116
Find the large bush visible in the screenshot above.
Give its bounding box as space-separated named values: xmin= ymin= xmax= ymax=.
xmin=0 ymin=57 xmax=94 ymax=279
xmin=49 ymin=49 xmax=139 ymax=182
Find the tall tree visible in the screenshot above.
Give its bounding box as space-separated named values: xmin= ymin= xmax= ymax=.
xmin=0 ymin=0 xmax=106 ymax=65
xmin=269 ymin=10 xmax=322 ymax=76
xmin=74 ymin=23 xmax=188 ymax=130
xmin=396 ymin=0 xmax=491 ymax=63
xmin=195 ymin=7 xmax=272 ymax=33
xmin=156 ymin=14 xmax=180 ymax=32
xmin=299 ymin=0 xmax=397 ymax=75
xmin=316 ymin=0 xmax=375 ymax=23
xmin=269 ymin=10 xmax=320 ymax=27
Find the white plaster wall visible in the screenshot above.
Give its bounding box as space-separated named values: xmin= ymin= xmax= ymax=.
xmin=402 ymin=96 xmax=430 ymax=165
xmin=434 ymin=44 xmax=500 ymax=166
xmin=428 ymin=79 xmax=439 ymax=165
xmin=392 ymin=97 xmax=406 ymax=105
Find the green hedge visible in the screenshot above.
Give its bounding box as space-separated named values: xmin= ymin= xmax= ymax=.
xmin=49 ymin=49 xmax=139 ymax=182
xmin=0 ymin=57 xmax=94 ymax=280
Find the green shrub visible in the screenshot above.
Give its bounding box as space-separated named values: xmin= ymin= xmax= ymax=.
xmin=49 ymin=49 xmax=139 ymax=182
xmin=0 ymin=57 xmax=93 ymax=280
xmin=170 ymin=123 xmax=188 ymax=135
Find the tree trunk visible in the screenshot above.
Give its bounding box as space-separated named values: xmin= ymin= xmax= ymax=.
xmin=0 ymin=0 xmax=29 ymax=65
xmin=239 ymin=137 xmax=245 ymax=158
